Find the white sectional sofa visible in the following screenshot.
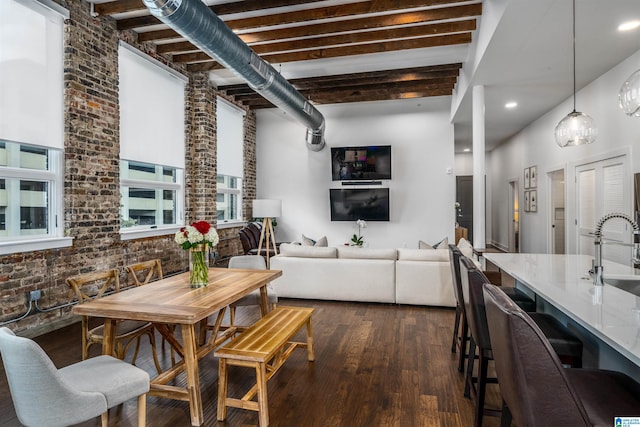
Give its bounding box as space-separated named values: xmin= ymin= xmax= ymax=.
xmin=270 ymin=244 xmax=455 ymax=307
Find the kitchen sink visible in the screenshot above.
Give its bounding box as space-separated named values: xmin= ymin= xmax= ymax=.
xmin=604 ymin=277 xmax=640 ymax=298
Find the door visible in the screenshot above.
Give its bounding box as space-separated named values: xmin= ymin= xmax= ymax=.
xmin=456 ymin=175 xmax=473 ymax=244
xmin=549 ymin=169 xmax=565 ymax=254
xmin=575 ymin=155 xmax=629 ymax=264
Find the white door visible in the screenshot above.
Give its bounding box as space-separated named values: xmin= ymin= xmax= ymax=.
xmin=575 ymin=155 xmax=630 ymax=264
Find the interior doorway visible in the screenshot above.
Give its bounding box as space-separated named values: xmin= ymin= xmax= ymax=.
xmin=508 ymin=180 xmax=520 ymax=253
xmin=456 ymin=176 xmax=473 ymax=243
xmin=549 ymin=169 xmax=565 ymax=254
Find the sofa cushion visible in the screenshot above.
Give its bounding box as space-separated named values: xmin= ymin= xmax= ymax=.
xmin=278 ymin=243 xmax=337 ymax=258
xmin=398 ymin=248 xmax=449 ymax=262
xmin=337 ymin=247 xmax=397 ymax=260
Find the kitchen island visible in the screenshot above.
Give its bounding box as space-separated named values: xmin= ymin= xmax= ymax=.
xmin=484 ymin=253 xmax=640 ymax=379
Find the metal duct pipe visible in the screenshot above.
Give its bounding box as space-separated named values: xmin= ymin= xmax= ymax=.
xmin=143 ymin=0 xmax=325 ymax=151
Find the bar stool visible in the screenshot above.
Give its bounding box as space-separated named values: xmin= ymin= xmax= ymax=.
xmin=459 ymin=256 xmax=583 ymax=427
xmin=483 ymin=283 xmax=640 ymax=427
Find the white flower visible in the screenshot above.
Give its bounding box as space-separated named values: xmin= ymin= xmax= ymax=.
xmin=205 ymin=228 xmax=220 ymax=246
xmin=356 ymin=219 xmax=367 ymax=229
xmin=175 ymin=231 xmax=187 ymax=245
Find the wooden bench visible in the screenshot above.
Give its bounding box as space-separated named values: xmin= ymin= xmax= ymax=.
xmin=214 ymin=306 xmax=315 ymax=427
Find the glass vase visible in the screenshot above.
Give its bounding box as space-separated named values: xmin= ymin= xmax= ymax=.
xmin=189 ymin=244 xmax=209 ymax=288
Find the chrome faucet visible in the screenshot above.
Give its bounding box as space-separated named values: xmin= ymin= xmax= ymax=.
xmin=591 ymin=213 xmax=640 ymax=286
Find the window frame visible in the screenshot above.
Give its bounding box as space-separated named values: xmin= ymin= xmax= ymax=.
xmin=0 ymin=141 xmax=70 ymax=255
xmin=119 ymin=159 xmax=184 ymax=240
xmin=216 ymin=174 xmax=243 ymax=227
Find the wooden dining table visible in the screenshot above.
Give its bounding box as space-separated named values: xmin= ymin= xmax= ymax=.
xmin=72 ymin=267 xmax=282 ymax=426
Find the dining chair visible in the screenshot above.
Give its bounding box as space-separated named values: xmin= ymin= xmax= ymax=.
xmin=483 ymin=284 xmax=640 ymax=427
xmin=66 ymin=269 xmax=162 ymax=374
xmin=126 ymin=259 xmax=175 ymax=366
xmin=0 ymin=327 xmax=149 ymax=427
xmin=125 ymin=259 xmax=163 ymax=286
xmin=228 ymin=255 xmax=278 ymax=326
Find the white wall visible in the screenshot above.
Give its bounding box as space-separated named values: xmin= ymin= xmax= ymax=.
xmin=488 ymin=48 xmax=640 ymax=252
xmin=256 ymin=97 xmax=455 ymax=249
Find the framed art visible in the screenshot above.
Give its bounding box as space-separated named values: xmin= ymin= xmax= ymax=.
xmin=529 ymin=166 xmax=537 ymax=188
xmin=524 ymin=190 xmax=530 ymax=212
xmin=524 ymin=167 xmax=530 ymax=189
xmin=529 ymin=190 xmax=537 ymax=212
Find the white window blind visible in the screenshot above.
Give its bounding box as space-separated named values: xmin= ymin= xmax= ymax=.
xmin=0 ymin=0 xmax=65 ymax=149
xmin=216 ymin=97 xmax=245 ymax=178
xmin=119 ymin=43 xmax=187 ymax=169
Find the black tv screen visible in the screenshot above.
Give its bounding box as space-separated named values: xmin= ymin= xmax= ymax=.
xmin=331 ymin=145 xmax=391 ymax=181
xmin=330 ymin=188 xmax=390 ymax=221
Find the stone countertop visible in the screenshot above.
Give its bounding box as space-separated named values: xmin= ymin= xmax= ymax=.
xmin=484 ymin=253 xmax=640 ymax=367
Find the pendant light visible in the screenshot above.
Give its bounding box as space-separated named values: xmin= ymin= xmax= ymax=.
xmin=619 ymin=68 xmax=640 ymax=116
xmin=554 ymin=0 xmax=597 ymax=147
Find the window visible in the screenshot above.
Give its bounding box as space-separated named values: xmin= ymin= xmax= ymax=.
xmin=217 ymin=97 xmax=245 ymax=225
xmin=118 ymin=43 xmax=187 ymax=238
xmin=0 ymin=0 xmax=69 ymax=254
xmin=0 ymin=141 xmax=63 ymax=239
xmin=120 ymin=160 xmax=182 ymax=229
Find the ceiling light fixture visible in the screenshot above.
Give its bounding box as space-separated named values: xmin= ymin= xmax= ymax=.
xmin=505 ymin=102 xmax=518 ymax=109
xmin=554 ymin=0 xmax=597 ymax=147
xmin=619 ymin=69 xmax=640 ymax=117
xmin=463 ymin=148 xmax=471 ymax=152
xmin=618 ymin=20 xmax=640 ymax=32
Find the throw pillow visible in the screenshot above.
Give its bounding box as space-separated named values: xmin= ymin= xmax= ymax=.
xmin=301 ymin=234 xmax=316 ymax=246
xmin=432 ymin=237 xmax=449 ymax=249
xmin=302 ymin=234 xmax=328 ymax=247
xmin=418 ymin=240 xmax=433 ymax=249
xmin=457 ymin=237 xmax=474 ymax=259
xmin=315 ymin=236 xmax=328 ymax=247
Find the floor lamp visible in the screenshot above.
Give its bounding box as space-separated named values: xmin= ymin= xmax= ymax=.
xmin=252 ymin=199 xmax=281 ymax=268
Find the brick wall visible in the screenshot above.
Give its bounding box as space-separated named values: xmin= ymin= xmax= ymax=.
xmin=0 ymin=0 xmax=253 ymax=336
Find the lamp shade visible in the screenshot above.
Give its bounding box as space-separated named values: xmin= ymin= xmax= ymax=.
xmin=252 ymin=199 xmax=281 ymax=218
xmin=619 ymin=69 xmax=640 ymax=117
xmin=554 ymin=111 xmax=597 ymax=147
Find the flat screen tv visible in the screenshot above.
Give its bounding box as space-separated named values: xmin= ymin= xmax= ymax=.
xmin=330 ymin=188 xmax=390 ymax=221
xmin=331 ymin=145 xmax=391 ymax=181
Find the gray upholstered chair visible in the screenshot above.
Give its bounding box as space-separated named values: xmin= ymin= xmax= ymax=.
xmin=228 ymin=255 xmax=278 ymax=325
xmin=0 ymin=327 xmax=149 ymax=427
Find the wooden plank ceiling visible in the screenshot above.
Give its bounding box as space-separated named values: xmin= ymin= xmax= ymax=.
xmin=98 ymin=0 xmax=482 ymax=109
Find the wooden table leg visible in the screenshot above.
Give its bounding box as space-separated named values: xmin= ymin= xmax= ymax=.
xmin=102 ymin=318 xmax=116 ymax=356
xmin=181 ymin=324 xmax=203 ymax=426
xmin=259 ymin=285 xmax=270 ymax=316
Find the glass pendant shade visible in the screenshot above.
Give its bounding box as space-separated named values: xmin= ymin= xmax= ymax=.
xmin=554 ymin=111 xmax=597 ymax=147
xmin=619 ymin=69 xmax=640 ymax=117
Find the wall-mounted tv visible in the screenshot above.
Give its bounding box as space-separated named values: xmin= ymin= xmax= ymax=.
xmin=331 ymin=145 xmax=391 ymax=181
xmin=330 ymin=188 xmax=390 ymax=221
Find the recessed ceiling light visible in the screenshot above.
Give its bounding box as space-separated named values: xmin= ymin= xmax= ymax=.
xmin=618 ymin=20 xmax=640 ymax=31
xmin=463 ymin=148 xmax=471 ymax=152
xmin=505 ymin=102 xmax=518 ymax=109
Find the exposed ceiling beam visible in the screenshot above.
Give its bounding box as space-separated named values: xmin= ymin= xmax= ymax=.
xmin=157 ymin=19 xmax=476 ymax=55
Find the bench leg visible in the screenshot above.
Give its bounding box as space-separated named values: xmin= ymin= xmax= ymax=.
xmin=306 ymin=319 xmax=315 ymax=362
xmin=217 ymin=358 xmax=228 ymax=421
xmin=256 ymin=362 xmax=269 ymax=427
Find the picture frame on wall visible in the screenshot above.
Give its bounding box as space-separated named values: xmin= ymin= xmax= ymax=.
xmin=524 ymin=167 xmax=530 ymax=189
xmin=524 ymin=190 xmax=530 ymax=212
xmin=530 ymin=190 xmax=537 ymax=212
xmin=530 ymin=166 xmax=537 ymax=188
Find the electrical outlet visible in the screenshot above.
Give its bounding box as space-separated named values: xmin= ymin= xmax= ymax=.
xmin=29 ymin=290 xmax=42 ymax=302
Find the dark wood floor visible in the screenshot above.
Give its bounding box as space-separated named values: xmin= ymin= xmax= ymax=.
xmin=0 ymin=299 xmax=503 ymax=427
